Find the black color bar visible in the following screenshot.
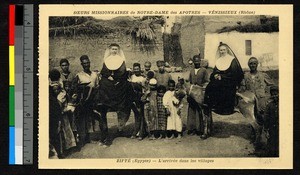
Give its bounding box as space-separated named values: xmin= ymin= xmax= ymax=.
xmin=15 ymin=5 xmax=23 ymax=26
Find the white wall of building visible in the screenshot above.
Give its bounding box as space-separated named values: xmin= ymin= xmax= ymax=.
xmin=204 ymin=32 xmax=279 ymax=70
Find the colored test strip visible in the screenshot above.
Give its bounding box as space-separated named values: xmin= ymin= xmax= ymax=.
xmin=9 ymin=4 xmax=24 ymax=165
xmin=9 ymin=4 xmax=15 ymax=165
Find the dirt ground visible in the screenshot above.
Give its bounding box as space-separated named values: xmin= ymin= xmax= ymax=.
xmin=66 ymin=103 xmax=257 ymax=159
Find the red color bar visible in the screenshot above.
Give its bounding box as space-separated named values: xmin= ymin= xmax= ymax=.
xmin=9 ymin=5 xmax=15 ymax=46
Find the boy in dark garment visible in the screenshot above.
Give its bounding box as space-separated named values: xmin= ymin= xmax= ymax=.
xmin=187 ymin=55 xmax=209 ymax=135
xmin=264 ymin=85 xmax=279 ymax=157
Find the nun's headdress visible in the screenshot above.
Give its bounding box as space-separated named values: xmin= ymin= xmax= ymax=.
xmin=103 ymin=43 xmax=126 ymax=70
xmin=215 ymin=42 xmax=242 ymax=71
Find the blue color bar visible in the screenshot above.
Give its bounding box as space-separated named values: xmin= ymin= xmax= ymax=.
xmin=9 ymin=127 xmax=15 ymax=164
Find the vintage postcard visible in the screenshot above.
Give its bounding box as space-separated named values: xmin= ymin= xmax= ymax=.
xmin=39 ymin=4 xmax=293 ymax=169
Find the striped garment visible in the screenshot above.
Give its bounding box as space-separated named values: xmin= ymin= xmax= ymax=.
xmin=157 ymin=96 xmax=167 ymax=131
xmin=144 ymin=91 xmax=167 ymax=132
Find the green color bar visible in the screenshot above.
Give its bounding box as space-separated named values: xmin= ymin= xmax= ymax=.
xmin=9 ymin=86 xmax=15 ymax=126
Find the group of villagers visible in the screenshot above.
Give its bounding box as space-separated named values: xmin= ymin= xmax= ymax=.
xmin=49 ymin=42 xmax=279 ymax=158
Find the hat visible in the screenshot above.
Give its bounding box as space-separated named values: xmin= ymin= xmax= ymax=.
xmin=104 ymin=55 xmax=124 ymax=70
xmin=192 ymin=55 xmax=201 ymax=62
xmin=144 ymin=61 xmax=151 ymax=67
xmin=156 ymin=60 xmax=165 ymax=67
xmin=248 ymin=57 xmax=258 ymax=64
xmin=109 ymin=43 xmax=120 ymax=48
xmin=149 ymin=78 xmax=157 ymax=85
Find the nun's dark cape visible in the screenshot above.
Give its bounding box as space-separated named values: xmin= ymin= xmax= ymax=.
xmin=97 ymin=62 xmax=134 ymax=111
xmin=205 ymin=56 xmax=244 ymax=115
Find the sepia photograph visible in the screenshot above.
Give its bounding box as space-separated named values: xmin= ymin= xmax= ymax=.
xmin=39 ymin=4 xmax=293 ymax=169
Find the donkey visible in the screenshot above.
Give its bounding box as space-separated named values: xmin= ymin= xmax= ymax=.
xmin=178 ymin=77 xmax=261 ymax=142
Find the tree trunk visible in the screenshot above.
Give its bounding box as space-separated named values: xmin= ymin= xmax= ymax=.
xmin=162 ymin=20 xmax=184 ymax=67
xmin=170 ymin=34 xmax=184 ymax=67
xmin=163 ymin=33 xmax=171 ymax=63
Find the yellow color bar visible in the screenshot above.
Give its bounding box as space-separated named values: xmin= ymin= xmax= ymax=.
xmin=9 ymin=46 xmax=15 ymax=86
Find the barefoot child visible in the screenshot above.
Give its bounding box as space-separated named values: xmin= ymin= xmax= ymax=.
xmin=163 ymin=80 xmax=176 ymax=139
xmin=142 ymin=79 xmax=167 ymax=139
xmin=164 ymin=82 xmax=186 ymax=139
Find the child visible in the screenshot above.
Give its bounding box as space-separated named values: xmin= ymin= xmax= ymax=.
xmin=163 ymin=80 xmax=176 ymax=138
xmin=142 ymin=70 xmax=155 ymax=97
xmin=143 ymin=79 xmax=167 ymax=140
xmin=144 ymin=70 xmax=155 ymax=88
xmin=176 ymin=77 xmax=186 ymax=91
xmin=156 ymin=85 xmax=168 ymax=139
xmin=155 ymin=60 xmax=172 ymax=89
xmin=143 ymin=61 xmax=152 ymax=77
xmin=164 ymin=81 xmax=186 ymax=139
xmin=263 ymin=85 xmax=279 ymax=157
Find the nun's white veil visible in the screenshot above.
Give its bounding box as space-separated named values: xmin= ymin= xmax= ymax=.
xmin=103 ymin=47 xmax=126 ymax=61
xmin=215 ymin=42 xmax=242 ymax=71
xmin=103 ymin=44 xmax=126 ymax=71
xmin=215 ymin=42 xmax=235 ymax=58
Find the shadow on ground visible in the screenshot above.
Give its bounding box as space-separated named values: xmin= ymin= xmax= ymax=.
xmin=212 ymin=121 xmax=252 ymax=140
xmin=67 ymin=111 xmax=257 ymax=158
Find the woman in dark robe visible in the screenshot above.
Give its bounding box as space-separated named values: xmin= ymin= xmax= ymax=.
xmin=96 ymin=43 xmax=134 ymax=145
xmin=205 ymin=42 xmax=244 ymax=115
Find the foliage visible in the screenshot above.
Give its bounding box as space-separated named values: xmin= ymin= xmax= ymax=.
xmin=130 ymin=16 xmax=164 ymax=56
xmin=49 ymin=17 xmax=115 ymax=37
xmin=49 ymin=16 xmax=164 ymax=55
